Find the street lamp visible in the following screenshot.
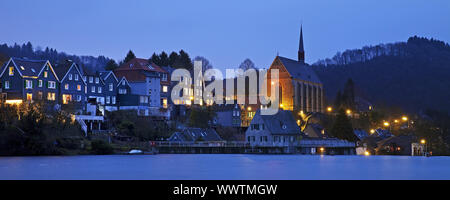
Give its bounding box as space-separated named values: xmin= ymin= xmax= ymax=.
xmin=327 ymin=107 xmax=333 ymax=112
xmin=384 ymin=122 xmax=390 ymax=127
xmin=402 ymin=116 xmax=408 ymax=121
xmin=420 ymin=139 xmax=426 ymax=144
xmin=370 ymin=129 xmax=375 ymax=134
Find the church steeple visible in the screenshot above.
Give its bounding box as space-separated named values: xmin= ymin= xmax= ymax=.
xmin=298 ymin=25 xmax=305 ymax=63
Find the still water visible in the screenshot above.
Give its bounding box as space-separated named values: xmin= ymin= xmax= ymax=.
xmin=0 ymin=154 xmax=449 ymax=180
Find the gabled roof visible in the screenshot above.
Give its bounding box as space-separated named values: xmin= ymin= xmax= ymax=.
xmin=117 ymin=76 xmax=131 ymax=87
xmin=53 ymin=60 xmax=87 ymax=85
xmin=168 ymin=128 xmax=223 ymax=142
xmin=99 ymin=71 xmax=118 ymax=82
xmin=115 ymin=58 xmax=166 ymax=73
xmin=274 ymin=56 xmax=322 ymax=84
xmin=253 ymin=109 xmax=302 ymax=135
xmin=0 ymin=57 xmax=48 ymax=78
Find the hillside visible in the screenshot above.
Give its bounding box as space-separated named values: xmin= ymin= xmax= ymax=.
xmin=0 ymin=42 xmax=111 ymax=72
xmin=313 ymin=36 xmax=450 ymax=113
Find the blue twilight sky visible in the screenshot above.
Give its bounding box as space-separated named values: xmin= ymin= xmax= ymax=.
xmin=1 ymin=0 xmax=449 ymax=70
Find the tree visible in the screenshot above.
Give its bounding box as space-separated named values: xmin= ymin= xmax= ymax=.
xmin=342 ymin=78 xmax=355 ymax=109
xmin=124 ymin=50 xmax=136 ymax=63
xmin=239 ymin=58 xmax=256 ymax=71
xmin=104 ymin=59 xmax=119 ymax=70
xmin=175 ymin=50 xmax=193 ymax=70
xmin=150 ymin=53 xmax=161 ymax=66
xmin=159 ymin=51 xmax=169 ymax=66
xmin=330 ymin=108 xmax=357 ymax=142
xmin=193 ymin=56 xmax=213 ymax=73
xmin=334 ymin=90 xmax=342 ymax=109
xmin=169 ymin=51 xmax=179 ymax=66
xmin=188 ymin=107 xmax=216 ymax=128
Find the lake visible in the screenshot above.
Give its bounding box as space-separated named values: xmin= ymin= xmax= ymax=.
xmin=0 ymin=154 xmax=449 ymax=180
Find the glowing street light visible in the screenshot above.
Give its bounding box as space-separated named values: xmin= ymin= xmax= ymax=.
xmin=384 ymin=122 xmax=390 ymax=127
xmin=320 ymin=147 xmax=325 ymax=152
xmin=421 ymin=139 xmax=426 ymax=144
xmin=327 ymin=107 xmax=333 ymax=112
xmin=346 ymin=109 xmax=352 ymax=115
xmin=370 ymin=129 xmax=376 ymax=134
xmin=364 ymin=151 xmax=370 ymax=156
xmin=402 ymin=116 xmax=408 ymax=121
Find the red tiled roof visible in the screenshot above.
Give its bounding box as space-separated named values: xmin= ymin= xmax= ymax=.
xmin=115 ymin=58 xmax=166 ymax=73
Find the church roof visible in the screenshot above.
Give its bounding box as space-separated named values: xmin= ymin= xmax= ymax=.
xmin=276 ymin=56 xmax=322 ymax=84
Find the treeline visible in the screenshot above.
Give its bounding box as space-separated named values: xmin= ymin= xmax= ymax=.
xmin=0 ymin=42 xmax=112 ymax=72
xmin=313 ymin=36 xmax=450 ymax=113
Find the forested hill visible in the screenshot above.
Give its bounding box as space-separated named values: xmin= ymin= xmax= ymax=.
xmin=313 ymin=36 xmax=450 ymax=113
xmin=0 ymin=42 xmax=111 ymax=72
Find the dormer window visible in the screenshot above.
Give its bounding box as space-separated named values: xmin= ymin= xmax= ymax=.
xmin=69 ymin=74 xmax=73 ymax=80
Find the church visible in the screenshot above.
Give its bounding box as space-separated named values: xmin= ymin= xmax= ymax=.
xmin=268 ymin=26 xmax=324 ymax=113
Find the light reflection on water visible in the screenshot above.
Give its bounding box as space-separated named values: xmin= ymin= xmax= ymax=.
xmin=0 ymin=154 xmax=449 ymax=180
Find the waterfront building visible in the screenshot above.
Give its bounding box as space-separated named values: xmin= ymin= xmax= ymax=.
xmin=53 ymin=60 xmax=87 ymax=112
xmin=81 ymin=66 xmax=106 ymax=112
xmin=168 ymin=128 xmax=223 ymax=142
xmin=99 ymin=71 xmax=119 ymax=112
xmin=245 ymin=109 xmax=304 ymax=147
xmin=0 ymin=57 xmax=59 ymax=105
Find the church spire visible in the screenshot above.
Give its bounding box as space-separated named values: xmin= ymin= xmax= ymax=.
xmin=298 ymin=25 xmax=305 ymax=63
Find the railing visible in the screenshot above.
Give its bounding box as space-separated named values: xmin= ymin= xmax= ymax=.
xmin=76 ymin=117 xmax=88 ymax=137
xmin=154 ymin=141 xmax=249 ymax=148
xmin=299 ymin=138 xmax=355 ymax=148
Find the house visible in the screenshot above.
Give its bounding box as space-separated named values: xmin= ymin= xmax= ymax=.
xmin=376 ymin=135 xmax=414 ymax=155
xmin=168 ymin=128 xmax=223 ymax=142
xmin=267 ymin=26 xmax=324 ymax=113
xmin=214 ymin=104 xmax=242 ymax=127
xmin=245 ymin=109 xmax=304 ymax=147
xmin=353 ymin=129 xmax=369 ymax=141
xmin=54 ymin=60 xmax=87 ymax=112
xmin=114 ymin=58 xmax=163 ymax=116
xmin=99 ymin=71 xmax=119 ymax=112
xmin=303 ymin=123 xmax=328 ymax=138
xmin=116 ymin=76 xmax=151 ymax=116
xmin=0 ymin=57 xmax=59 ymax=105
xmin=81 ymin=66 xmax=105 ymax=108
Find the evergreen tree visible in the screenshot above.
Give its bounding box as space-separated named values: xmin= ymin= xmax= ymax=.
xmin=168 ymin=51 xmax=179 ymax=66
xmin=342 ymin=78 xmax=355 ymax=109
xmin=124 ymin=50 xmax=136 ymax=63
xmin=159 ymin=51 xmax=169 ymax=66
xmin=176 ymin=50 xmax=193 ymax=70
xmin=150 ymin=53 xmax=161 ymax=65
xmin=330 ymin=108 xmax=357 ymax=142
xmin=104 ymin=59 xmax=119 ymax=70
xmin=334 ymin=90 xmax=342 ymax=108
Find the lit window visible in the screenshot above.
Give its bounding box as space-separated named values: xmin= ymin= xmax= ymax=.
xmin=48 ymin=81 xmax=56 ymax=89
xmin=8 ymin=67 xmax=14 ymax=76
xmin=162 ymin=85 xmax=168 ymax=93
xmin=47 ymin=92 xmax=55 ymax=101
xmin=38 ymin=80 xmax=43 ymax=87
xmin=26 ymin=80 xmax=33 ymax=89
xmin=26 ymin=93 xmax=32 ymax=102
xmin=162 ymin=98 xmax=168 ymax=108
xmin=65 ymin=84 xmax=69 ymax=90
xmin=44 ymin=71 xmax=48 ymax=78
xmin=4 ymin=81 xmax=10 ymax=89
xmin=77 ymin=85 xmax=81 ymax=91
xmin=109 ymin=83 xmax=113 ymax=91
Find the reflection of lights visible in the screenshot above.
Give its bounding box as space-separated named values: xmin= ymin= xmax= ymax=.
xmin=364 ymin=151 xmax=370 ymax=156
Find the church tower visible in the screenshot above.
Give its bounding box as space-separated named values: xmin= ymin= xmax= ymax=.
xmin=298 ymin=25 xmax=305 ymax=63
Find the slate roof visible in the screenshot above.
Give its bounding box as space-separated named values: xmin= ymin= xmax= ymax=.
xmin=53 ymin=61 xmax=73 ymax=79
xmin=353 ymin=129 xmax=369 ymax=141
xmin=11 ymin=57 xmax=47 ymax=77
xmin=277 ymin=56 xmax=322 ymax=84
xmin=255 ymin=109 xmax=302 ymax=135
xmin=168 ymin=128 xmax=223 ymax=142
